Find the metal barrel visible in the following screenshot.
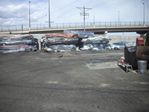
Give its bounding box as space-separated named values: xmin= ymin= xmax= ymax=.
xmin=137 ymin=60 xmax=147 ymax=74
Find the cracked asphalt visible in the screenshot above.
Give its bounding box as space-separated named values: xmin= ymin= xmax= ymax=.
xmin=0 ymin=51 xmax=149 ymax=112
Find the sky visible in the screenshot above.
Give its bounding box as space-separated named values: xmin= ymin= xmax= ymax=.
xmin=0 ymin=0 xmax=149 ymax=26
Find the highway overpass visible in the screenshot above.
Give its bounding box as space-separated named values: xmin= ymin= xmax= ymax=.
xmin=0 ymin=22 xmax=149 ymax=34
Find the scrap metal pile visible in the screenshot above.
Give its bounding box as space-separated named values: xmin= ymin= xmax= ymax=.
xmin=0 ymin=32 xmax=111 ymax=53
xmin=66 ymin=31 xmax=111 ymax=51
xmin=0 ymin=35 xmax=38 ymax=53
xmin=41 ymin=34 xmax=79 ymax=52
xmin=80 ymin=35 xmax=110 ymax=51
xmin=41 ymin=33 xmax=111 ymax=52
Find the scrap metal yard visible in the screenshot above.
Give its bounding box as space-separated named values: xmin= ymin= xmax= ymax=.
xmin=1 ymin=0 xmax=149 ymax=111
xmin=0 ymin=51 xmax=149 ymax=112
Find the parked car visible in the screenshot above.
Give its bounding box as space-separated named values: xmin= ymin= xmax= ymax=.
xmin=111 ymin=42 xmax=126 ymax=50
xmin=105 ymin=44 xmax=112 ymax=50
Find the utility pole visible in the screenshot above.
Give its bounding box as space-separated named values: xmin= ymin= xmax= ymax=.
xmin=93 ymin=15 xmax=95 ymax=27
xmin=142 ymin=0 xmax=145 ymax=25
xmin=48 ymin=0 xmax=51 ymax=28
xmin=77 ymin=6 xmax=92 ymax=31
xmin=118 ymin=10 xmax=120 ymax=26
xmin=29 ymin=0 xmax=31 ymax=31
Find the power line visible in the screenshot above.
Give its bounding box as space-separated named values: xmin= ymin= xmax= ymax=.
xmin=77 ymin=6 xmax=92 ymax=31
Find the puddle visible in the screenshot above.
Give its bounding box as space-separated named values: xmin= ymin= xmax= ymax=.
xmin=99 ymin=83 xmax=111 ymax=88
xmin=47 ymin=81 xmax=59 ymax=84
xmin=86 ymin=61 xmax=118 ymax=70
xmin=132 ymin=81 xmax=149 ymax=85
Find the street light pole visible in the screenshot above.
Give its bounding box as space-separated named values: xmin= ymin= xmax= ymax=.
xmin=83 ymin=6 xmax=85 ymax=31
xmin=48 ymin=0 xmax=51 ymax=28
xmin=142 ymin=0 xmax=145 ymax=25
xmin=118 ymin=10 xmax=120 ymax=26
xmin=29 ymin=0 xmax=31 ymax=31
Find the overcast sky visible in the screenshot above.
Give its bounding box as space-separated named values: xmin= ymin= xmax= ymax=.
xmin=0 ymin=0 xmax=148 ymax=26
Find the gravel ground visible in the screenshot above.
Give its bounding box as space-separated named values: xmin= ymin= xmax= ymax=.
xmin=0 ymin=51 xmax=149 ymax=112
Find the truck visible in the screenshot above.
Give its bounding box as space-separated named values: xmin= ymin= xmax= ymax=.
xmin=119 ymin=32 xmax=149 ymax=72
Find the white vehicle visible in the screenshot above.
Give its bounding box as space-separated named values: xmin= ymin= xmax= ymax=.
xmin=111 ymin=42 xmax=126 ymax=50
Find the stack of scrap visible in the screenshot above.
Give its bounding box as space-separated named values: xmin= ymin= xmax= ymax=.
xmin=0 ymin=35 xmax=38 ymax=53
xmin=64 ymin=30 xmax=94 ymax=38
xmin=64 ymin=30 xmax=111 ymax=51
xmin=80 ymin=35 xmax=110 ymax=51
xmin=41 ymin=34 xmax=79 ymax=52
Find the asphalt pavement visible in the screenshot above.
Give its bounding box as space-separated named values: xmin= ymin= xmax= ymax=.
xmin=0 ymin=51 xmax=149 ymax=112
